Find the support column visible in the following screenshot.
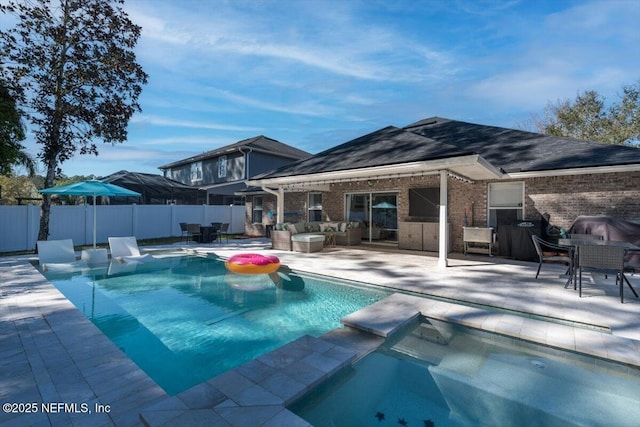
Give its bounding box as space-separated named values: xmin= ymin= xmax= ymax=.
xmin=438 ymin=170 xmax=448 ymax=269
xmin=277 ymin=187 xmax=284 ymax=224
xmin=261 ymin=185 xmax=285 ymax=224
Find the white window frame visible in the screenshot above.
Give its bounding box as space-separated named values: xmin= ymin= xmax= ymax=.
xmin=252 ymin=196 xmax=263 ymax=224
xmin=487 ymin=181 xmax=525 ymax=228
xmin=190 ymin=161 xmax=202 ymax=183
xmin=308 ymin=193 xmax=323 ymax=222
xmin=218 ymin=155 xmax=227 ymax=178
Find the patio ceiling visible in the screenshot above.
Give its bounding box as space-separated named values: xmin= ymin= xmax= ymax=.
xmin=248 ymin=153 xmax=503 ymax=191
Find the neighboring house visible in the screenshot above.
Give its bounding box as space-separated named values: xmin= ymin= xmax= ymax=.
xmin=101 ymin=170 xmax=202 ymax=204
xmin=248 ymin=117 xmax=640 ymax=266
xmin=158 ymin=135 xmax=311 ymax=206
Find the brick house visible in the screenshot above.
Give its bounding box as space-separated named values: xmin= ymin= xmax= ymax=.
xmin=246 ymin=117 xmax=640 ymax=266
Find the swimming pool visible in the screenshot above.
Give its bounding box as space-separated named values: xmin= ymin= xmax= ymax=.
xmin=291 ymin=319 xmax=640 ymax=426
xmin=42 ymin=254 xmax=392 ymax=395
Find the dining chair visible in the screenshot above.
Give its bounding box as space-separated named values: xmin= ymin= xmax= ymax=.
xmin=179 ymin=222 xmax=189 ymax=243
xmin=218 ymin=223 xmax=230 ymax=243
xmin=622 ymin=249 xmax=640 ymax=300
xmin=531 ymin=235 xmax=573 ymax=285
xmin=186 ymin=223 xmax=202 ymax=244
xmin=577 ymin=244 xmax=627 ymax=302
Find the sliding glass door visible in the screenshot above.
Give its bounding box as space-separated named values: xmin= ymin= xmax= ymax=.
xmin=346 ymin=192 xmax=398 ymax=243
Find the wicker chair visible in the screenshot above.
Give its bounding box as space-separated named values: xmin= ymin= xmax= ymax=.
xmin=531 ymin=235 xmax=573 ymax=284
xmin=577 ymin=244 xmax=628 ymax=302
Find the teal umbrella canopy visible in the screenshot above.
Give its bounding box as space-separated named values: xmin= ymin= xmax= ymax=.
xmin=372 ymin=201 xmax=397 ymax=209
xmin=39 ymin=180 xmax=141 ymax=248
xmin=39 ymin=180 xmax=141 ymax=197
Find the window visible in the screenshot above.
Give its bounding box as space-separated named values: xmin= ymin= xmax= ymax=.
xmin=488 ymin=182 xmax=524 ymax=229
xmin=308 ymin=193 xmax=323 ymax=222
xmin=190 ymin=161 xmax=202 ymax=183
xmin=252 ymin=196 xmax=263 ymax=223
xmin=218 ymin=155 xmax=227 ymax=178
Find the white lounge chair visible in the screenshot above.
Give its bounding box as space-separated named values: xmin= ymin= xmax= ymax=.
xmin=108 ymin=236 xmax=154 ymax=263
xmin=37 ymin=239 xmax=88 ymax=271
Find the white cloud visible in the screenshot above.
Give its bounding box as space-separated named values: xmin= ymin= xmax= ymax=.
xmin=127 ymin=0 xmax=457 ymax=84
xmin=130 ymin=115 xmax=262 ymax=132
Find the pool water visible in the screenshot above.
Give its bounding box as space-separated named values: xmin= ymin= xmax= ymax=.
xmin=43 ymin=254 xmax=391 ymax=395
xmin=291 ymin=320 xmax=640 ymax=427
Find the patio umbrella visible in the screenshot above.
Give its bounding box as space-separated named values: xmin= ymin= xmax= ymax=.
xmin=39 ymin=180 xmax=141 ymax=249
xmin=372 ymin=201 xmax=397 ymax=209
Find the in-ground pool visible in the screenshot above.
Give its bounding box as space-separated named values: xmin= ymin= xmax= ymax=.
xmin=291 ymin=319 xmax=640 ymax=427
xmin=42 ymin=254 xmax=391 ymax=395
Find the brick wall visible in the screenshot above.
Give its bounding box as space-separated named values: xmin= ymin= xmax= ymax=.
xmin=247 ymin=170 xmax=640 ymax=247
xmin=524 ymin=171 xmax=640 ymax=229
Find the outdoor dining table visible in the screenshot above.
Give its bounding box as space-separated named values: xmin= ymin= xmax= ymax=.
xmin=199 ymin=225 xmax=218 ymax=243
xmin=558 ymin=238 xmax=640 ymax=300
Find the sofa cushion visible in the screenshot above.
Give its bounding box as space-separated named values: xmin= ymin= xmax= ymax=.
xmin=339 ymin=222 xmax=347 ymax=232
xmin=321 ymin=222 xmax=339 ymax=232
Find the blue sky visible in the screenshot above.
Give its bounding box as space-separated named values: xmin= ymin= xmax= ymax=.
xmin=22 ymin=0 xmax=640 ymax=177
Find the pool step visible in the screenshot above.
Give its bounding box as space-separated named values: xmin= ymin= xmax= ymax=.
xmin=205 ymin=308 xmax=250 ymax=325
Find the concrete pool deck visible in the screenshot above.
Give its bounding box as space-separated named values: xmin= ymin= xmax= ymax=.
xmin=1 ymin=238 xmax=639 ymax=426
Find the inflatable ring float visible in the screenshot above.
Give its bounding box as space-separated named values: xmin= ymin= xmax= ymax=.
xmin=225 ymin=253 xmax=281 ymax=275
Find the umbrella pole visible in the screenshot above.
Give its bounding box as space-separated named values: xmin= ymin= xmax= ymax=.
xmin=93 ymin=194 xmax=97 ymax=249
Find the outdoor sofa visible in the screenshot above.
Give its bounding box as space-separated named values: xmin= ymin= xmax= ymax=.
xmin=271 ymin=221 xmax=362 ymax=251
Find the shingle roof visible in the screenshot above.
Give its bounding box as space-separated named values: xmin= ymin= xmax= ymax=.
xmin=252 ymin=125 xmax=473 ymax=179
xmin=158 ymin=135 xmax=311 ymax=169
xmin=254 ymin=117 xmax=640 ymax=179
xmin=405 ymin=117 xmax=640 ymax=173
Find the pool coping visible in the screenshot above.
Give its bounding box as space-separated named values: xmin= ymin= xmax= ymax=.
xmin=2 ymin=244 xmax=640 ymax=426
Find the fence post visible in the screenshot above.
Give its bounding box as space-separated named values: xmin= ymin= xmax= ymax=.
xmin=170 ymin=203 xmax=175 ymax=236
xmin=131 ymin=204 xmax=138 ymax=236
xmin=27 ymin=205 xmax=36 ymax=250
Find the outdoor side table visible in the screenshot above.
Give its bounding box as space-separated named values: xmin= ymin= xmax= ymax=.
xmin=324 ymin=233 xmax=336 ymax=248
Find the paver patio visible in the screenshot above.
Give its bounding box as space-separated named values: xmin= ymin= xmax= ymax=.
xmin=1 ymin=238 xmax=638 ymax=426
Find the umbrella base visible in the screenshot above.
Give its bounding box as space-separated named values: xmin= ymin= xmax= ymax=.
xmin=81 ymin=248 xmax=108 ymax=266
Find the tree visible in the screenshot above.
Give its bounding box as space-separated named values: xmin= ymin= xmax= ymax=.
xmin=0 ymin=174 xmax=42 ymax=205
xmin=0 ymin=82 xmax=35 ymax=176
xmin=531 ymin=80 xmax=640 ymax=145
xmin=0 ymin=0 xmax=148 ymax=241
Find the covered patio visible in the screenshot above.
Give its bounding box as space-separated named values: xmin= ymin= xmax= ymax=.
xmin=1 ymin=240 xmax=638 ymax=426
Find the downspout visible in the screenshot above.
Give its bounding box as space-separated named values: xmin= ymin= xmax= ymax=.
xmin=261 ymin=185 xmax=284 ymax=224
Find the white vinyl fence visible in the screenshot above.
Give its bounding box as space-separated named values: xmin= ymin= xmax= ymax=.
xmin=0 ymin=204 xmax=246 ymax=253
